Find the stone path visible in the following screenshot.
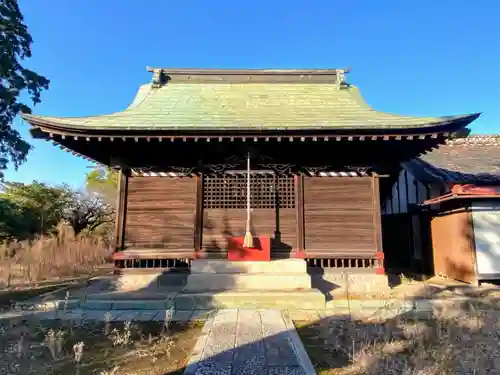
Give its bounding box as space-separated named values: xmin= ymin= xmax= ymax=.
xmin=0 ymin=296 xmax=450 ymax=323
xmin=184 ymin=309 xmax=316 ymax=375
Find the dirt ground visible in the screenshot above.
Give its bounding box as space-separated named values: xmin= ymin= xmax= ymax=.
xmin=0 ymin=317 xmax=202 ymax=375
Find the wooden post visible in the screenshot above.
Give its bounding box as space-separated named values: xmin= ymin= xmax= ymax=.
xmin=114 ymin=168 xmax=129 ymax=251
xmin=371 ymin=175 xmax=384 ymax=274
xmin=194 ymin=174 xmax=204 ymax=253
xmin=295 ymin=174 xmax=305 ymax=257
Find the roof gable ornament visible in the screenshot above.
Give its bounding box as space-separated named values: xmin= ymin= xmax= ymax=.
xmin=150 ymin=68 xmax=168 ymax=88
xmin=336 ymin=68 xmax=350 ymax=87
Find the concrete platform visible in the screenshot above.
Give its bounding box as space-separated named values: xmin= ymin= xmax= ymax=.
xmin=175 ymin=289 xmax=326 ymax=310
xmin=114 ymin=271 xmax=188 ymax=291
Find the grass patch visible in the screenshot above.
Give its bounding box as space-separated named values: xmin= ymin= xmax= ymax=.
xmin=0 ymin=317 xmax=202 ymax=375
xmin=295 ymin=301 xmax=500 ymax=374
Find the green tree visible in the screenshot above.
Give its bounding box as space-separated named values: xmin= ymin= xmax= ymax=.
xmin=0 ymin=181 xmax=70 ymax=239
xmin=0 ymin=196 xmax=27 ymax=241
xmin=0 ymin=0 xmax=50 ymax=176
xmin=85 ymin=167 xmax=118 ymax=205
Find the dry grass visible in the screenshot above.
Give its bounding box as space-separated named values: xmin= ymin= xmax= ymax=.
xmin=296 ymin=299 xmax=500 ymax=374
xmin=0 ymin=311 xmax=202 ymax=375
xmin=0 ymin=223 xmax=112 ymax=288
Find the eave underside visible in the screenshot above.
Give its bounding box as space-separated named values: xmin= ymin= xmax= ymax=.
xmin=41 ymin=131 xmax=454 ymax=175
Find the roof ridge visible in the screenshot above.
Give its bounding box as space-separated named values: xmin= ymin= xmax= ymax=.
xmin=145 ymin=67 xmax=351 ymax=75
xmin=147 ymin=67 xmax=351 ymax=86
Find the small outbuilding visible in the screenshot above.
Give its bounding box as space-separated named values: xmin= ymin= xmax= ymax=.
xmin=385 ymin=136 xmax=500 ymax=284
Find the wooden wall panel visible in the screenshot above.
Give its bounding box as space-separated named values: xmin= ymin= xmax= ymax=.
xmin=304 ymin=177 xmax=376 ymax=257
xmin=275 ymin=208 xmax=297 ymax=252
xmin=202 ymin=208 xmax=296 ymax=253
xmin=124 ymin=177 xmax=197 ymax=250
xmin=431 ymin=210 xmax=477 ymax=283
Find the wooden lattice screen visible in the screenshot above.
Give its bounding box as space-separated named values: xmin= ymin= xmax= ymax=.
xmin=203 ymin=173 xmax=295 ymax=209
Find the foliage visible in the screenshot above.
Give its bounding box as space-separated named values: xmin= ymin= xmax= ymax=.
xmin=0 ymin=181 xmax=71 ymax=241
xmin=0 ymin=0 xmax=50 ymax=176
xmin=0 ymin=180 xmax=114 ymax=242
xmin=85 ymin=166 xmax=119 ymax=205
xmin=0 ymin=196 xmax=26 ymax=240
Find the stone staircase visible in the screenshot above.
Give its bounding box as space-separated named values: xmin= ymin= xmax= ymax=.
xmin=175 ymin=259 xmax=326 ymax=310
xmin=14 ymin=259 xmax=326 ymax=312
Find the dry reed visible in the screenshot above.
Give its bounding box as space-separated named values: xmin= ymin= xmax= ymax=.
xmin=0 ymin=222 xmax=112 ymax=287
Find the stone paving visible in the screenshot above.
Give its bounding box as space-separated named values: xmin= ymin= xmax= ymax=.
xmin=0 ymin=296 xmax=455 ymax=323
xmin=184 ymin=309 xmax=316 ymax=375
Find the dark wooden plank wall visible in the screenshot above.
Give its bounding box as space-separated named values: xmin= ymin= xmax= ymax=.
xmin=382 ymin=214 xmax=414 ymax=270
xmin=303 ymin=177 xmax=376 ymax=257
xmin=380 ymin=167 xmax=443 ymax=274
xmin=124 ymin=176 xmax=197 ymax=250
xmin=381 ymin=167 xmax=443 ymax=215
xmin=202 ymin=209 xmax=296 ymax=252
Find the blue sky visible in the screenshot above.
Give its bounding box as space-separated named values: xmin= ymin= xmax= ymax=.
xmin=6 ymin=0 xmax=500 ymax=187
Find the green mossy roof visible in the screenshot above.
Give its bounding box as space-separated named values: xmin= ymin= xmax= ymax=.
xmin=22 ymin=78 xmax=477 ymax=132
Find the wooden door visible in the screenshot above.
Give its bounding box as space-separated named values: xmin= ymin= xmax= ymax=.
xmin=202 ymin=173 xmax=296 ymax=257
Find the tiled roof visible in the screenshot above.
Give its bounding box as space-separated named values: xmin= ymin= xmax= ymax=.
xmin=22 ymin=68 xmax=478 ymax=132
xmin=405 ymin=136 xmax=500 ymax=184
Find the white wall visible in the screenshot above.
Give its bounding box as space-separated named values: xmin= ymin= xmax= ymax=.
xmin=471 ymin=202 xmax=500 ymax=276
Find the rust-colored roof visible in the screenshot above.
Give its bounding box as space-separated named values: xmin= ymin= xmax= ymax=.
xmin=422 ymin=185 xmax=500 ymax=205
xmin=405 ymin=135 xmax=500 ymax=184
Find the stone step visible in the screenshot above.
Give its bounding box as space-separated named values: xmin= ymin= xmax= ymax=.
xmin=15 ymin=297 xmax=174 ymax=311
xmin=81 ymin=299 xmax=173 ymax=310
xmin=183 ymin=273 xmax=312 ymax=291
xmin=175 ymin=289 xmax=326 ymax=310
xmin=190 ymin=259 xmax=307 ymax=274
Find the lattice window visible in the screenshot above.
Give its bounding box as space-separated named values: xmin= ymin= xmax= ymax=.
xmin=203 ymin=173 xmax=295 ymax=209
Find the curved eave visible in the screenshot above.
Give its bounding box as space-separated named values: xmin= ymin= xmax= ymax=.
xmin=23 ymin=112 xmax=480 ymax=138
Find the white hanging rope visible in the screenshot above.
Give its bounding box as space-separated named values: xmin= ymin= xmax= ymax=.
xmin=243 ymin=151 xmax=254 ymax=248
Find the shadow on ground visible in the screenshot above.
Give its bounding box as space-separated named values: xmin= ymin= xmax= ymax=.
xmin=3 ymin=269 xmax=500 ymax=374
xmin=168 ymin=283 xmax=500 ymax=375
